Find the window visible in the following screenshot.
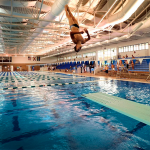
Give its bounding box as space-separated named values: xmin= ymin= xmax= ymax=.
xmin=10 ymin=57 xmax=12 ymax=62
xmin=119 ymin=42 xmax=148 ymax=53
xmin=139 ymin=44 xmax=142 ymax=50
xmin=0 ymin=57 xmax=2 ymax=62
xmin=130 ymin=45 xmax=133 ymax=51
xmin=83 ymin=52 xmax=96 ymax=57
xmin=98 ymin=50 xmax=104 ymax=60
xmin=141 ymin=43 xmax=145 ymax=49
xmin=83 ymin=53 xmax=88 ymax=57
xmin=92 ymin=52 xmax=96 ymax=56
xmin=104 ymin=50 xmax=108 ymax=55
xmin=123 ymin=47 xmax=126 ymax=52
xmin=119 ymin=47 xmax=122 ymax=53
xmin=128 ymin=46 xmax=131 ymax=51
xmin=134 ymin=45 xmax=138 ymax=51
xmin=77 ymin=55 xmax=81 ymax=58
xmin=125 ymin=46 xmax=128 ymax=52
xmin=111 ymin=48 xmax=116 ymax=59
xmin=145 ymin=43 xmax=149 ymax=49
xmin=103 ymin=50 xmax=108 ymax=60
xmin=121 ymin=47 xmax=123 ymax=52
xmin=67 ymin=56 xmax=71 ymax=59
xmin=107 ymin=49 xmax=111 ymax=60
xmin=3 ymin=57 xmax=10 ymax=62
xmin=87 ymin=53 xmax=91 ymax=57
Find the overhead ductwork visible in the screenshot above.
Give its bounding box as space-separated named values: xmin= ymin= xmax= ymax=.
xmin=0 ymin=0 xmax=39 ymax=53
xmin=96 ymin=0 xmax=145 ymax=29
xmin=0 ymin=0 xmax=149 ymax=56
xmin=0 ymin=0 xmax=36 ymax=7
xmin=21 ymin=0 xmax=70 ymax=53
xmin=93 ymin=16 xmax=150 ymax=45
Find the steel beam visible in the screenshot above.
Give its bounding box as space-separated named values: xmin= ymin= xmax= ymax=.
xmin=0 ymin=13 xmax=68 ymax=24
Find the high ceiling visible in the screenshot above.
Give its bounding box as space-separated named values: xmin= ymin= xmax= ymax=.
xmin=0 ymin=0 xmax=150 ymax=57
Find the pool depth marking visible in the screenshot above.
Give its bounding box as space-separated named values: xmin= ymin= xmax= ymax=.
xmin=0 ymin=79 xmax=102 ymax=90
xmin=83 ymin=92 xmax=150 ymax=126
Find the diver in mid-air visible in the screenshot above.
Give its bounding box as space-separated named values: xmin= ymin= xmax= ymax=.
xmin=65 ymin=5 xmax=91 ymax=52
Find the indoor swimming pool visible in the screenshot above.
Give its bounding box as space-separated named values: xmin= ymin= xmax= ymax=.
xmin=0 ymin=72 xmax=150 ymax=150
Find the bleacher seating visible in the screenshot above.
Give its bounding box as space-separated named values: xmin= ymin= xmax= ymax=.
xmin=55 ymin=58 xmax=149 ymax=73
xmin=107 ymin=58 xmax=149 ymax=72
xmin=56 ymin=62 xmax=78 ymax=70
xmin=128 ymin=59 xmax=149 ymax=72
xmin=55 ymin=61 xmax=95 ymax=72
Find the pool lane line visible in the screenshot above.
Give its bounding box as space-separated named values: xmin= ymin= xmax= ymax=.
xmin=0 ymin=73 xmax=51 ymax=77
xmin=0 ymin=77 xmax=58 ymax=81
xmin=0 ymin=75 xmax=54 ymax=78
xmin=0 ymin=78 xmax=61 ymax=83
xmin=0 ymin=75 xmax=84 ymax=79
xmin=0 ymin=79 xmax=103 ymax=90
xmin=0 ymin=75 xmax=67 ymax=80
xmin=0 ymin=76 xmax=87 ymax=83
xmin=0 ymin=73 xmax=84 ymax=78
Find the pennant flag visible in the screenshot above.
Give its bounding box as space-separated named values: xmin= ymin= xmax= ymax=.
xmin=28 ymin=56 xmax=31 ymax=60
xmin=139 ymin=58 xmax=143 ymax=64
xmin=33 ymin=57 xmax=36 ymax=61
xmin=37 ymin=57 xmax=40 ymax=61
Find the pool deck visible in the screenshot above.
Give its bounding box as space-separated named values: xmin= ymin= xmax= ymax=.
xmin=50 ymin=71 xmax=150 ymax=84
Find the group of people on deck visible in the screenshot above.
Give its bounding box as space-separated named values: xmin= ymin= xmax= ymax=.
xmin=104 ymin=60 xmax=134 ymax=74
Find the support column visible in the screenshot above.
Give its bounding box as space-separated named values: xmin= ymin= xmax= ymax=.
xmin=28 ymin=66 xmax=31 ymax=71
xmin=148 ymin=41 xmax=150 ymax=56
xmin=0 ymin=66 xmax=2 ymax=72
xmin=81 ymin=53 xmax=84 ymax=61
xmin=10 ymin=65 xmax=13 ymax=71
xmin=96 ymin=50 xmax=98 ymax=68
xmin=116 ymin=46 xmax=119 ymax=59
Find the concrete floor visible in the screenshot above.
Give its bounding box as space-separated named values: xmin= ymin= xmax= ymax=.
xmin=51 ymin=70 xmax=150 ymax=84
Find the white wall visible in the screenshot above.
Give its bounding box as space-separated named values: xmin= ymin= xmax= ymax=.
xmin=11 ymin=56 xmax=57 ymax=64
xmin=40 ymin=57 xmax=57 ymax=63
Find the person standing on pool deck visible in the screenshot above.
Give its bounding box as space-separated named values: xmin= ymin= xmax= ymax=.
xmin=104 ymin=65 xmax=109 ymax=75
xmin=65 ymin=5 xmax=91 ymax=52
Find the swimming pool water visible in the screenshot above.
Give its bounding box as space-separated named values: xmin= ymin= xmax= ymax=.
xmin=0 ymin=72 xmax=150 ymax=150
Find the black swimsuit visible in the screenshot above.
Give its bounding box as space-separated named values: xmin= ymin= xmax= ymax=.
xmin=70 ymin=24 xmax=79 ymax=29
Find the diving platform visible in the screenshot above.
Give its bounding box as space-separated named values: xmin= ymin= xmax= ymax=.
xmin=83 ymin=92 xmax=150 ymax=126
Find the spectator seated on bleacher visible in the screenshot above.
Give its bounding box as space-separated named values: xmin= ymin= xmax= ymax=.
xmin=131 ymin=61 xmax=134 ymax=70
xmin=126 ymin=61 xmax=129 ymax=70
xmin=111 ymin=63 xmax=115 ymax=71
xmin=132 ymin=55 xmax=135 ymax=59
xmin=104 ymin=65 xmax=109 ymax=75
xmin=117 ymin=62 xmax=119 ymax=71
xmin=65 ymin=68 xmax=68 ymax=72
xmin=111 ymin=63 xmax=115 ymax=75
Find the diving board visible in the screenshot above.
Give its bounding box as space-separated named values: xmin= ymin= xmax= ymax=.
xmin=83 ymin=92 xmax=150 ymax=126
